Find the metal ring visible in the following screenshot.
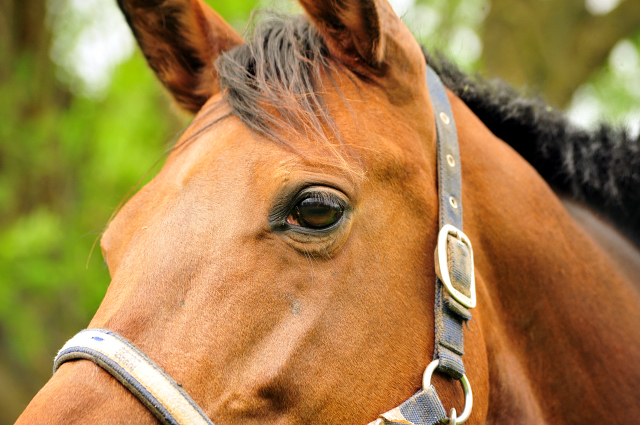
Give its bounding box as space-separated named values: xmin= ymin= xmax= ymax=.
xmin=448 ymin=408 xmax=457 ymax=425
xmin=422 ymin=359 xmax=473 ymax=424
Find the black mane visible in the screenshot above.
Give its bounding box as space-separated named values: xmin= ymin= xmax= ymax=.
xmin=215 ymin=14 xmax=640 ymax=246
xmin=424 ymin=51 xmax=640 ymax=246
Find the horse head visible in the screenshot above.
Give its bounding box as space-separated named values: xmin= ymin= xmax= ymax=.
xmin=17 ymin=0 xmax=640 ymax=424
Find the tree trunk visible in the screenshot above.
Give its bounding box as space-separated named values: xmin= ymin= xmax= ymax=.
xmin=482 ymin=0 xmax=640 ymax=107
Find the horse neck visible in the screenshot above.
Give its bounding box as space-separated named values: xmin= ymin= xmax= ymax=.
xmin=452 ymin=95 xmax=640 ymax=423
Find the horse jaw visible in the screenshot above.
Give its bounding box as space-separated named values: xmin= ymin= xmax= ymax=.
xmin=16 ymin=361 xmax=159 ymax=425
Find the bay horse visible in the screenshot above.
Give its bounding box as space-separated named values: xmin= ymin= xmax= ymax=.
xmin=17 ymin=0 xmax=640 ymax=424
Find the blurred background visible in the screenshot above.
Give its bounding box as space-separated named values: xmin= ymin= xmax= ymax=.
xmin=1 ymin=0 xmax=639 ymax=422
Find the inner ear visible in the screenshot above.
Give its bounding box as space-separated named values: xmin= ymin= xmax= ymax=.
xmin=297 ymin=0 xmax=424 ymax=78
xmin=117 ymin=0 xmax=243 ymax=113
xmin=299 ymin=0 xmax=383 ymax=67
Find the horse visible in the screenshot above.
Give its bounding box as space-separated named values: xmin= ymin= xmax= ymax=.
xmin=16 ymin=0 xmax=640 ymax=424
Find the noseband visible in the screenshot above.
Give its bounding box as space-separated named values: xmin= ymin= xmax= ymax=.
xmin=54 ymin=65 xmax=476 ymax=425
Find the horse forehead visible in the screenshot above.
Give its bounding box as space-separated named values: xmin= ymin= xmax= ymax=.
xmin=169 ymin=71 xmax=433 ymax=184
xmin=165 ymin=116 xmax=261 ymax=182
xmin=167 ymin=130 xmax=346 ymax=193
xmin=108 ymin=87 xmax=432 ymax=237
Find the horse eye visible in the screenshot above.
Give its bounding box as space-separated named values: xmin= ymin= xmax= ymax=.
xmin=286 ymin=194 xmax=344 ymax=229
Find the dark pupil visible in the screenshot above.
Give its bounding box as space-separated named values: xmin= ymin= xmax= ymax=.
xmin=294 ymin=197 xmax=343 ymax=228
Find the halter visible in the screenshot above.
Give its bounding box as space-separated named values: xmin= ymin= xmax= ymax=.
xmin=53 ymin=65 xmax=476 ymax=425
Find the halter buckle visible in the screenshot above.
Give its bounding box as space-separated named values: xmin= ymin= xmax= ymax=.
xmin=434 ymin=224 xmax=476 ymax=309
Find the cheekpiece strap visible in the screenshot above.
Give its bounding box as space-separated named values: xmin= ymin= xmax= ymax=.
xmin=369 ymin=65 xmax=475 ymax=425
xmin=426 ymin=65 xmax=472 ymax=380
xmin=54 ymin=329 xmax=215 ymax=425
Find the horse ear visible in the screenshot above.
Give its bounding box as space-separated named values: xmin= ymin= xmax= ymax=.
xmin=117 ymin=0 xmax=243 ymax=113
xmin=297 ymin=0 xmax=422 ymax=74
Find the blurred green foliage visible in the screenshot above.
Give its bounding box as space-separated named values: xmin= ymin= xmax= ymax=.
xmin=0 ymin=51 xmax=186 ymax=420
xmin=0 ymin=0 xmax=638 ymax=423
xmin=571 ymin=30 xmax=640 ymax=128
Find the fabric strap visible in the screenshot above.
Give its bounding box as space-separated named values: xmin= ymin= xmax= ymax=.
xmin=54 ymin=329 xmax=215 ymax=425
xmin=427 ymin=65 xmax=472 ymax=380
xmin=370 ymin=386 xmax=447 ymax=425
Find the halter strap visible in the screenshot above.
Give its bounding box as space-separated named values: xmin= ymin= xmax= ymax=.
xmin=54 ymin=329 xmax=214 ymax=425
xmin=428 ymin=64 xmax=474 ymax=380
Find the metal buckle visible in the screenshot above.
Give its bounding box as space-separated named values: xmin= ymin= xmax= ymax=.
xmin=434 ymin=224 xmax=476 ymax=309
xmin=422 ymin=359 xmax=473 ymax=424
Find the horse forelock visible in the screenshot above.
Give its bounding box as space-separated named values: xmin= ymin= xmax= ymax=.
xmin=180 ymin=13 xmax=372 ymax=180
xmin=215 ymin=15 xmax=335 ymax=145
